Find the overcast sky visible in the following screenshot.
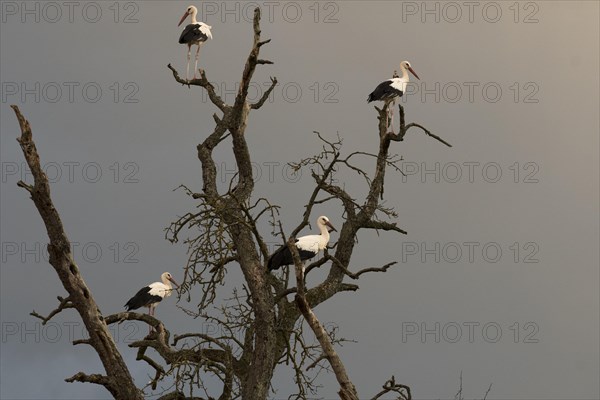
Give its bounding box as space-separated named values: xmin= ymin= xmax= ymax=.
xmin=1 ymin=1 xmax=599 ymax=399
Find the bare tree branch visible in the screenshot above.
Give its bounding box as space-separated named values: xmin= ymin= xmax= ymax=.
xmin=370 ymin=376 xmax=411 ymax=400
xmin=395 ymin=103 xmax=452 ymax=147
xmin=168 ymin=8 xmax=279 ymax=399
xmin=362 ymin=220 xmax=407 ymax=235
xmin=288 ymin=239 xmax=359 ymax=400
xmin=251 ymin=77 xmax=278 ymax=109
xmin=327 ymin=256 xmax=398 ymax=280
xmin=305 ymin=354 xmax=327 ymax=371
xmin=138 ymin=349 xmax=165 ymax=391
xmin=16 ymin=180 xmax=33 ymax=193
xmin=482 ymin=383 xmax=493 ymax=400
xmin=65 ymin=372 xmax=112 ymax=386
xmin=404 ymin=122 xmax=452 ymax=147
xmin=167 ymin=63 xmax=228 ymax=112
xmin=30 ymin=295 xmax=74 ymax=324
xmin=12 ymin=105 xmax=142 ymax=400
xmin=157 ymin=392 xmax=209 ymax=400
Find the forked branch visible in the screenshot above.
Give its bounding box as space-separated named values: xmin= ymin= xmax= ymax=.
xmin=288 ymin=239 xmax=359 ymax=400
xmin=30 ymin=295 xmax=74 ymax=324
xmin=394 ymin=103 xmax=452 ymax=147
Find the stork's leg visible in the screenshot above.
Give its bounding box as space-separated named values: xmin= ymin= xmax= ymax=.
xmin=150 ymin=306 xmax=157 ymax=333
xmin=384 ymin=109 xmax=388 ymax=129
xmin=193 ymin=44 xmax=202 ymax=80
xmin=384 ymin=100 xmax=391 ymax=133
xmin=186 ymin=44 xmax=192 ymax=82
xmin=389 ymin=99 xmax=396 ymax=133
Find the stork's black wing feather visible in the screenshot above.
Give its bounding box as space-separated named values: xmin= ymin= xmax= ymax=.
xmin=367 ymin=80 xmax=403 ymax=102
xmin=179 ymin=24 xmax=209 ymax=44
xmin=267 ymin=240 xmax=318 ymax=271
xmin=124 ymin=286 xmax=162 ymax=310
xmin=267 ymin=245 xmax=290 ymax=271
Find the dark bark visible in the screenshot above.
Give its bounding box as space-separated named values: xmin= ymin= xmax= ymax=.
xmin=12 ymin=6 xmax=452 ymax=398
xmin=268 ymin=103 xmax=449 ymax=398
xmin=169 ymin=8 xmax=278 ymax=400
xmin=11 ymin=105 xmax=143 ymax=400
xmin=289 ymin=238 xmax=359 ymax=400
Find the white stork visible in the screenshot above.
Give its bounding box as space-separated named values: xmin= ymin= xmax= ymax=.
xmin=268 ymin=216 xmax=337 ymax=271
xmin=178 ymin=5 xmax=212 ymax=82
xmin=124 ymin=272 xmax=179 ymax=331
xmin=368 ymin=61 xmax=420 ymax=132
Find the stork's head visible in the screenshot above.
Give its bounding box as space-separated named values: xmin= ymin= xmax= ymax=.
xmin=400 ymin=60 xmax=420 ymax=80
xmin=178 ymin=5 xmax=198 ymax=26
xmin=317 ymin=216 xmax=337 ymax=232
xmin=161 ymin=272 xmax=180 ymax=288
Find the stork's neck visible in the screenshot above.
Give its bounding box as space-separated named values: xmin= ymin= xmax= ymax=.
xmin=399 ymin=65 xmax=409 ymax=81
xmin=161 ymin=276 xmax=172 ymax=288
xmin=190 ymin=9 xmax=198 ymax=24
xmin=318 ymin=223 xmax=330 ymax=241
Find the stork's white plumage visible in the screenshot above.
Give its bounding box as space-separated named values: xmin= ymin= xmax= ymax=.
xmin=178 ymin=5 xmax=212 ymax=82
xmin=124 ymin=272 xmax=179 ymax=318
xmin=268 ymin=216 xmax=337 ymax=271
xmin=368 ymin=61 xmax=420 ymax=132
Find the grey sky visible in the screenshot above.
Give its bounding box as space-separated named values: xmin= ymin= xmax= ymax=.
xmin=1 ymin=1 xmax=598 ymax=399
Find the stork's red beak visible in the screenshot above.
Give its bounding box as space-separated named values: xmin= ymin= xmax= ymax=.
xmin=325 ymin=221 xmax=337 ymax=232
xmin=169 ymin=277 xmax=180 ymax=288
xmin=178 ymin=11 xmax=189 ymax=26
xmin=408 ymin=67 xmax=420 ymax=80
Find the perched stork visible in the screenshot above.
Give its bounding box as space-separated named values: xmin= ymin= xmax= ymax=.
xmin=268 ymin=216 xmax=337 ymax=271
xmin=178 ymin=5 xmax=212 ymax=82
xmin=368 ymin=61 xmax=420 ymax=132
xmin=125 ymin=272 xmax=179 ymax=327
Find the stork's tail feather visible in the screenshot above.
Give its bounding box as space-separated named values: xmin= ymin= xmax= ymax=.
xmin=267 ymin=245 xmax=287 ymax=272
xmin=124 ymin=299 xmax=138 ymax=311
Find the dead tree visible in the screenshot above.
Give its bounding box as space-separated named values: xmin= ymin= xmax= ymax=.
xmin=162 ymin=7 xmax=450 ymax=399
xmin=12 ymin=7 xmax=450 ymax=400
xmin=12 ymin=106 xmax=143 ymax=400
